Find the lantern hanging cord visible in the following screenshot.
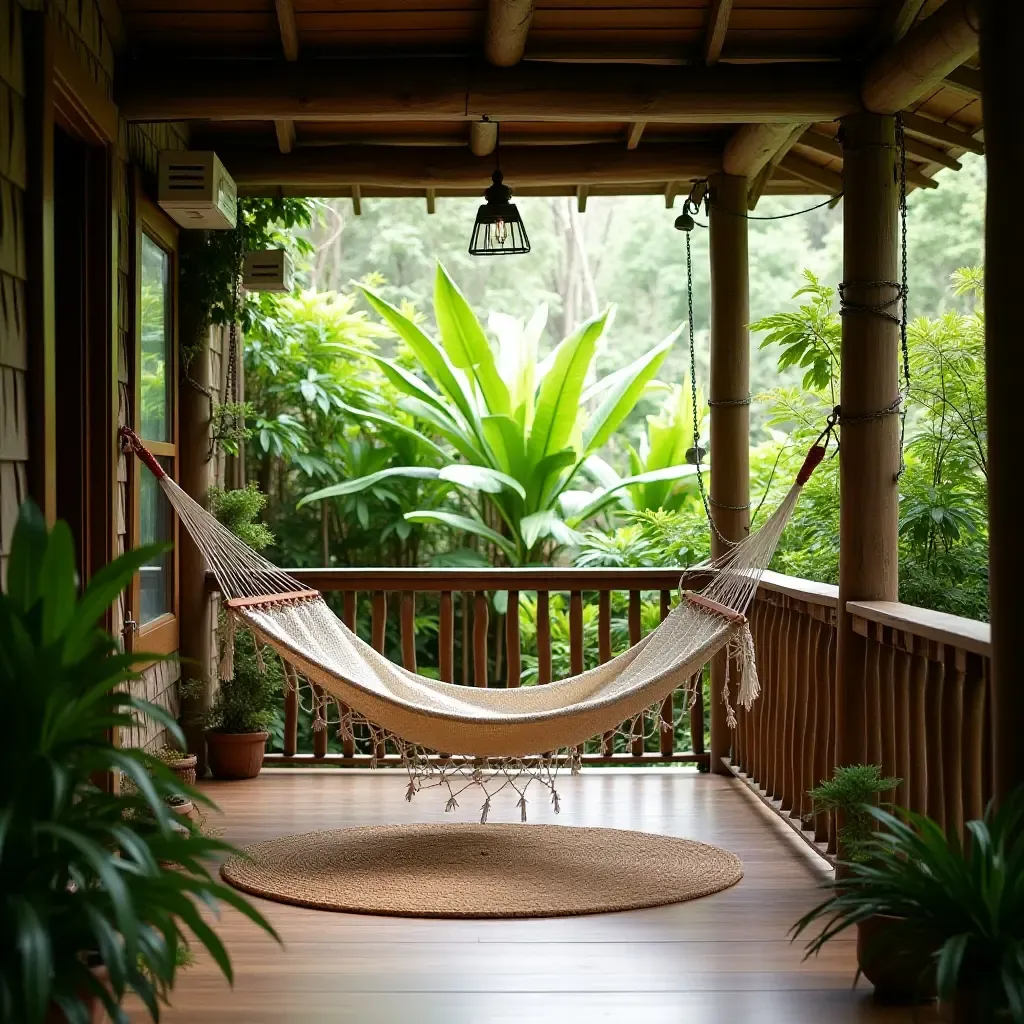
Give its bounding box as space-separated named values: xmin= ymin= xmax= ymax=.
xmin=682 ymin=179 xmax=844 ymax=226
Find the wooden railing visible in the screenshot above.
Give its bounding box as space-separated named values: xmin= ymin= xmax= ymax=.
xmin=248 ymin=567 xmax=712 ymax=769
xmin=727 ymin=571 xmax=992 ymax=858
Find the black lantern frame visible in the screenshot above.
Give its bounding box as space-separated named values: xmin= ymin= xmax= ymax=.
xmin=468 ymin=142 xmax=531 ymax=257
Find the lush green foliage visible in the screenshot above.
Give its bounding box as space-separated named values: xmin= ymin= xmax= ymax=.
xmin=0 ymin=503 xmax=276 ymax=1024
xmin=207 ymin=483 xmax=275 ymax=552
xmin=298 ymin=264 xmax=694 ymax=564
xmin=806 ymin=764 xmax=900 ymax=859
xmin=793 ymin=792 xmax=1024 ymax=1021
xmin=203 ymin=625 xmax=283 ymax=735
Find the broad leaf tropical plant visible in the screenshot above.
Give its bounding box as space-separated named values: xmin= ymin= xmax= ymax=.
xmin=792 ymin=793 xmax=1024 ymax=1022
xmin=0 ymin=502 xmax=279 ymax=1024
xmin=299 ymin=263 xmax=692 ymax=563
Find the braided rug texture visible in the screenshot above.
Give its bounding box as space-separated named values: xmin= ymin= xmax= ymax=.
xmin=221 ymin=823 xmax=743 ymax=918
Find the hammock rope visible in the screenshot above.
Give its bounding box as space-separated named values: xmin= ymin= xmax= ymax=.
xmin=120 ymin=425 xmax=829 ymax=819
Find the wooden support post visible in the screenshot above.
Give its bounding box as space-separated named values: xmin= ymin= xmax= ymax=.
xmin=708 ymin=172 xmax=750 ymax=775
xmin=980 ymin=0 xmax=1024 ymax=803
xmin=177 ymin=326 xmax=214 ymax=770
xmin=835 ymin=114 xmax=901 ymax=772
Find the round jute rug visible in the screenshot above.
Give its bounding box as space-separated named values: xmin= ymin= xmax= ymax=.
xmin=220 ymin=823 xmax=743 ymax=918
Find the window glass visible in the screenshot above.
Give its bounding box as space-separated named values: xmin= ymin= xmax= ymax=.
xmin=140 ymin=234 xmax=171 ymax=441
xmin=139 ymin=456 xmax=173 ymax=624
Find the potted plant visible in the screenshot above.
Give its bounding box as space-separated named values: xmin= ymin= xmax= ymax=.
xmin=793 ymin=793 xmax=1024 ymax=1022
xmin=151 ymin=744 xmax=198 ymax=786
xmin=0 ymin=501 xmax=278 ymax=1024
xmin=200 ymin=624 xmax=283 ymax=779
xmin=805 ymin=765 xmax=915 ymax=1000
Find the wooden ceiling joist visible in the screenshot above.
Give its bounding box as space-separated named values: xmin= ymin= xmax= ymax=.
xmin=777 ymin=153 xmax=842 ymax=195
xmin=900 ymin=110 xmax=984 ymax=154
xmin=703 ymin=0 xmax=734 ymax=65
xmin=470 ymin=120 xmax=498 ymax=157
xmin=486 ymin=0 xmax=535 ymax=67
xmin=868 ymin=0 xmax=928 ymax=51
xmin=800 ymin=127 xmax=961 ymax=173
xmin=626 ymin=122 xmax=646 ymax=150
xmin=862 ymin=0 xmax=980 ymax=113
xmin=426 ymin=188 xmax=436 ymax=214
xmin=722 ymin=123 xmax=801 ymax=178
xmin=274 ymin=0 xmax=299 ymax=62
xmin=118 ymin=60 xmax=860 ymax=125
xmin=351 ymin=184 xmax=362 ymax=216
xmin=576 ymin=185 xmax=588 ymax=213
xmin=944 ymin=64 xmax=983 ymax=98
xmin=222 ymin=142 xmax=720 ymax=193
xmin=274 ymin=119 xmax=296 ymax=154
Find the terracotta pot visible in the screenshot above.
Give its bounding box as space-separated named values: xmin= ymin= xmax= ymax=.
xmin=206 ymin=731 xmax=268 ymax=780
xmin=857 ymin=914 xmax=935 ymax=1004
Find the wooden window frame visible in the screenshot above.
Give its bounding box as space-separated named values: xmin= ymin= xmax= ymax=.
xmin=129 ymin=178 xmax=180 ymax=664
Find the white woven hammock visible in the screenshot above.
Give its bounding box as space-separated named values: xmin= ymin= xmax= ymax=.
xmin=122 ymin=429 xmax=826 ymax=819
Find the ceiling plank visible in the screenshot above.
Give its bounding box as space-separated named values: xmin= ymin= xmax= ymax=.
xmin=274 ymin=0 xmax=299 ymax=62
xmin=486 ymin=0 xmax=535 ymax=67
xmin=944 ymin=64 xmax=983 ymax=98
xmin=703 ymin=0 xmax=734 ymax=65
xmin=223 ymin=142 xmax=721 ymax=193
xmin=626 ymin=121 xmax=646 ymax=150
xmin=900 ymin=110 xmax=984 ymax=153
xmin=862 ymin=0 xmax=980 ymax=113
xmin=274 ymin=119 xmax=296 ymax=154
xmin=777 ymin=153 xmax=843 ymax=195
xmin=119 ymin=60 xmax=860 ymax=125
xmin=470 ymin=120 xmax=498 ymax=156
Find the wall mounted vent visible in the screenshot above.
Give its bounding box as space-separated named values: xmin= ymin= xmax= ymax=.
xmin=243 ymin=249 xmax=293 ymax=293
xmin=158 ymin=151 xmax=237 ymax=230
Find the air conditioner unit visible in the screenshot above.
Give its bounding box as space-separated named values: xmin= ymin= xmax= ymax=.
xmin=242 ymin=249 xmax=294 ymax=293
xmin=158 ymin=151 xmax=237 ymax=230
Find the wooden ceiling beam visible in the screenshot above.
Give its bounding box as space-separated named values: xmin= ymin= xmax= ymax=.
xmin=118 ymin=60 xmax=860 ymax=124
xmin=902 ymin=133 xmax=962 ymax=170
xmin=274 ymin=119 xmax=296 ymax=154
xmin=626 ymin=121 xmax=646 ymax=150
xmin=944 ymin=64 xmax=983 ymax=98
xmin=351 ymin=185 xmax=362 ymax=216
xmin=722 ymin=123 xmax=800 ymax=178
xmin=222 ymin=142 xmax=720 ymax=192
xmin=274 ymin=0 xmax=299 ymax=62
xmin=777 ymin=153 xmax=843 ymax=194
xmin=743 ymin=124 xmax=811 ymax=207
xmin=426 ymin=188 xmax=436 ymax=214
xmin=900 ymin=110 xmax=984 ymax=153
xmin=470 ymin=120 xmax=498 ymax=156
xmin=867 ymin=0 xmax=928 ymax=51
xmin=576 ymin=185 xmax=588 ymax=212
xmin=486 ymin=0 xmax=535 ymax=67
xmin=862 ymin=0 xmax=980 ymax=113
xmin=703 ymin=0 xmax=733 ymax=65
xmin=97 ymin=0 xmax=127 ymax=54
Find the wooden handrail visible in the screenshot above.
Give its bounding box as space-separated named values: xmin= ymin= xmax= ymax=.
xmin=847 ymin=599 xmax=990 ymax=657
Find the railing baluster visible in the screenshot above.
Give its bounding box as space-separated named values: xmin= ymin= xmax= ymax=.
xmin=537 ymin=591 xmax=552 ymax=685
xmin=943 ymin=647 xmax=965 ymax=839
xmin=690 ymin=669 xmax=705 ymax=757
xmin=789 ymin=608 xmax=808 ymax=818
xmin=774 ymin=602 xmax=791 ymax=804
xmin=878 ymin=626 xmax=897 ymax=796
xmin=660 ymin=591 xmax=674 ymax=758
xmin=439 ymin=591 xmax=454 ymax=683
xmin=910 ymin=650 xmax=929 ymax=816
xmin=473 ymin=591 xmax=489 ymax=687
xmin=340 ymin=592 xmax=357 ymax=758
xmin=629 ymin=590 xmax=643 ymax=756
xmin=865 ymin=634 xmax=882 ymax=767
xmin=893 ymin=634 xmax=911 ymax=810
xmin=599 ymin=590 xmax=614 ymax=755
xmin=283 ymin=661 xmax=298 ymax=757
xmin=826 ymin=617 xmax=838 ymax=855
xmin=506 ymin=591 xmax=521 ymax=687
xmin=924 ymin=648 xmax=946 ymax=830
xmin=810 ymin=615 xmax=829 ymax=842
xmin=569 ymin=591 xmax=584 ymax=675
xmin=371 ymin=591 xmax=388 ymax=758
xmin=962 ymin=651 xmax=985 ymax=823
xmin=401 ymin=591 xmax=417 ymax=672
xmin=796 ymin=609 xmax=813 ymax=821
xmin=762 ymin=597 xmax=779 ymax=797
xmin=748 ymin=599 xmax=764 ymax=781
xmin=461 ymin=592 xmax=470 ymax=687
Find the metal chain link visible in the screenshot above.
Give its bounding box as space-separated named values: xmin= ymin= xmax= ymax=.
xmin=896 ymin=113 xmax=910 ymax=479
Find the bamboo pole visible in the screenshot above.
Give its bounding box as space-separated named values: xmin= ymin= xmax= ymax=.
xmin=835 ymin=113 xmax=901 ymax=773
xmin=708 ymin=171 xmax=750 ymax=775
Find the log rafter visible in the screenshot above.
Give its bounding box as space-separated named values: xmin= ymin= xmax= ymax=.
xmin=273 ymin=0 xmax=300 ymax=153
xmin=486 ymin=0 xmax=535 ymax=67
xmin=704 ymin=0 xmax=734 ymax=65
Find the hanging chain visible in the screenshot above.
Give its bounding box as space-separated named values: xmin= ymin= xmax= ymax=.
xmin=896 ymin=113 xmax=910 ymax=480
xmin=225 ymin=204 xmax=244 ymax=408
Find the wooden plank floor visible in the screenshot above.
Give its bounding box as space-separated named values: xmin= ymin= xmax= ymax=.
xmin=130 ymin=769 xmax=945 ymax=1024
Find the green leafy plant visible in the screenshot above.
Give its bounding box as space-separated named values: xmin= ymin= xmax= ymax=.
xmin=792 ymin=793 xmax=1024 ymax=1021
xmin=0 ymin=502 xmax=278 ymax=1024
xmin=205 ymin=625 xmax=283 ymax=735
xmin=806 ymin=765 xmax=900 ymax=861
xmin=208 ymin=483 xmax=275 ymax=552
xmin=300 ymin=263 xmax=690 ymax=563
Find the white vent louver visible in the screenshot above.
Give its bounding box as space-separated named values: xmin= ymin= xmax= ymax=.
xmin=158 ymin=151 xmax=237 ymax=230
xmin=242 ymin=250 xmax=293 ymax=293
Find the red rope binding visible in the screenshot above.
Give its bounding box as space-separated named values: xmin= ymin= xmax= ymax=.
xmin=119 ymin=426 xmax=167 ymax=480
xmin=796 ymin=444 xmax=826 ymax=486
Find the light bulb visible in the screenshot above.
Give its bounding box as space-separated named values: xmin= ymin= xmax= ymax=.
xmin=495 ymin=218 xmax=508 ymax=244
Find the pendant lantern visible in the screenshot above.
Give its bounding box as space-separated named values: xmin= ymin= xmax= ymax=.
xmin=468 ymin=125 xmax=530 ymax=256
